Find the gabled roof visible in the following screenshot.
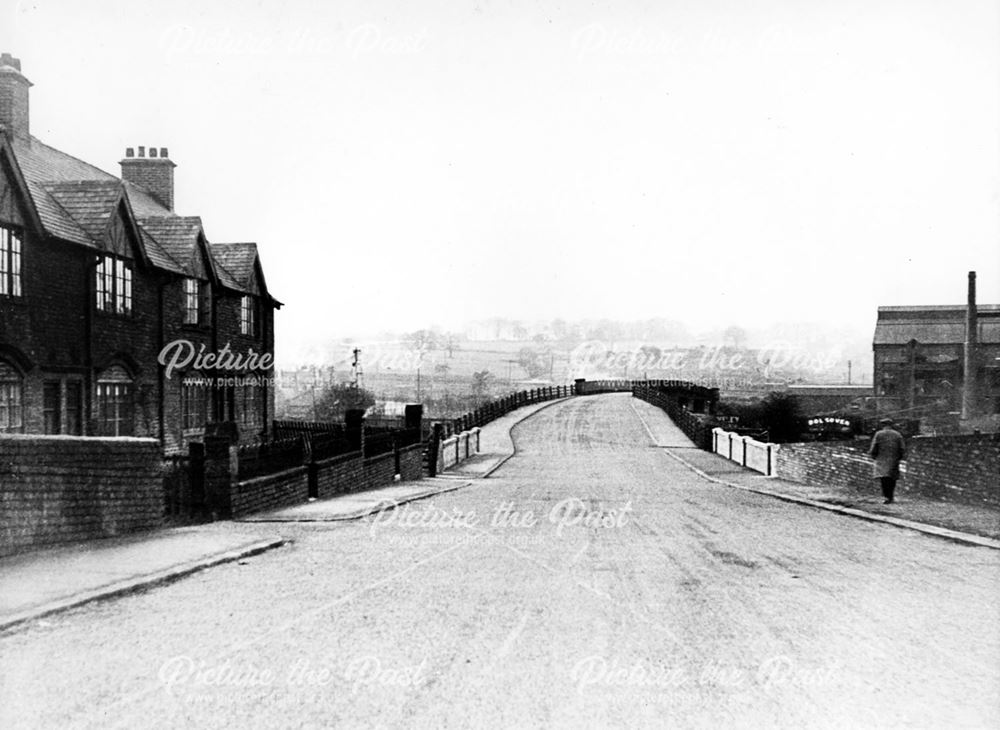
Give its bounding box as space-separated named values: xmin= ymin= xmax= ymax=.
xmin=44 ymin=180 xmax=124 ymax=244
xmin=874 ymin=305 xmax=1000 ymax=346
xmin=3 ymin=133 xmax=278 ymax=304
xmin=138 ymin=215 xmax=204 ymax=268
xmin=211 ymin=242 xmax=257 ymax=292
xmin=211 ymin=241 xmax=281 ymax=305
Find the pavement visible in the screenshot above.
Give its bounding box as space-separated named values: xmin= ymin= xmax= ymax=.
xmin=0 ymin=526 xmax=285 ymax=632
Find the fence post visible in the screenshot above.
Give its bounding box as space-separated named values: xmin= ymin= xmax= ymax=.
xmin=188 ymin=441 xmax=205 ymax=520
xmin=393 ymin=432 xmax=401 ymax=477
xmin=428 ymin=423 xmax=442 ymax=477
xmin=202 ymin=431 xmax=236 ymax=521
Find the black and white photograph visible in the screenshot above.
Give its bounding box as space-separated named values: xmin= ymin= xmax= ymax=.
xmin=1 ymin=1 xmax=998 ymax=727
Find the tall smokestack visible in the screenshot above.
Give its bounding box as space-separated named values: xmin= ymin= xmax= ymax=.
xmin=961 ymin=271 xmax=978 ymax=419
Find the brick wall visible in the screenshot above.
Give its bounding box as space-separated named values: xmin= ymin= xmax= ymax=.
xmin=0 ymin=435 xmax=163 ymax=557
xmin=905 ymin=434 xmax=999 ymax=506
xmin=775 ymin=441 xmax=871 ymax=490
xmin=314 ymin=452 xmax=364 ymax=499
xmin=363 ymin=452 xmax=397 ymax=491
xmin=775 ymin=435 xmax=1000 ymax=507
xmin=232 ymin=466 xmax=308 ymax=517
xmin=399 ymin=444 xmax=424 ymax=482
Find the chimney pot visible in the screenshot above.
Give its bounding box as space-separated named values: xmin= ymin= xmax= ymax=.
xmin=125 ymin=147 xmax=135 ymax=157
xmin=138 ymin=146 xmax=145 ymax=157
xmin=0 ymin=52 xmax=21 ymax=72
xmin=160 ymin=147 xmax=168 ymax=158
xmin=149 ymin=147 xmax=157 ymax=158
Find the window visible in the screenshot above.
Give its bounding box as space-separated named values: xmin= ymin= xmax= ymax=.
xmin=240 ymin=295 xmax=256 ymax=336
xmin=181 ymin=376 xmax=208 ymax=430
xmin=96 ymin=255 xmax=132 ymax=314
xmin=240 ymin=382 xmax=260 ymax=426
xmin=96 ymin=365 xmax=134 ymax=436
xmin=183 ymin=278 xmax=200 ymax=325
xmin=0 ymin=361 xmax=23 ymax=432
xmin=41 ymin=379 xmax=84 ymax=435
xmin=43 ymin=381 xmax=61 ymax=434
xmin=65 ymin=381 xmax=83 ymax=435
xmin=0 ymin=225 xmax=22 ymax=297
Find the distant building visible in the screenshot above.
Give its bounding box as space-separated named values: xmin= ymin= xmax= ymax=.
xmin=0 ymin=53 xmax=281 ymax=452
xmin=785 ymin=384 xmax=874 ymax=414
xmin=872 ymin=296 xmax=1000 ymax=419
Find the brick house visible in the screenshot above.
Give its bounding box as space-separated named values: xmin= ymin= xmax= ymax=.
xmin=0 ymin=53 xmax=281 ymax=453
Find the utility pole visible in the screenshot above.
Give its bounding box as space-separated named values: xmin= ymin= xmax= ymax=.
xmin=847 ymin=360 xmax=852 ymax=385
xmin=351 ymin=348 xmax=364 ymax=390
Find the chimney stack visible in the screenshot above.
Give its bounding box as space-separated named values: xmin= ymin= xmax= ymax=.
xmin=120 ymin=145 xmax=176 ymax=211
xmin=0 ymin=52 xmax=31 ymax=140
xmin=961 ymin=271 xmax=978 ymax=420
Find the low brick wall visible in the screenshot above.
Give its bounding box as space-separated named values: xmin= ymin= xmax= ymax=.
xmin=314 ymin=452 xmax=364 ymax=499
xmin=399 ymin=443 xmax=424 ymax=481
xmin=905 ymin=434 xmax=999 ymax=507
xmin=232 ymin=466 xmax=309 ymax=517
xmin=363 ymin=452 xmax=397 ymax=491
xmin=0 ymin=435 xmax=163 ymax=557
xmin=774 ymin=434 xmax=1000 ymax=507
xmin=774 ymin=441 xmax=871 ymax=490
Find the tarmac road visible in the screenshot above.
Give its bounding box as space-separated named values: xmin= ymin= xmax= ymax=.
xmin=2 ymin=393 xmax=998 ymax=729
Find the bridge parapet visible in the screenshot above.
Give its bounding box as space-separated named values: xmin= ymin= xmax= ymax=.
xmin=631 ymin=381 xmax=718 ymax=449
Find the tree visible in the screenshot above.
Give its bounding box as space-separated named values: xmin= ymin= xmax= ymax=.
xmin=757 ymin=392 xmax=804 ymax=443
xmin=471 ymin=370 xmax=492 ymax=404
xmin=405 ymin=329 xmax=439 ymax=353
xmin=313 ymin=383 xmax=376 ymax=421
xmin=517 ymin=347 xmax=552 ymax=379
xmin=723 ymin=325 xmax=748 ymax=349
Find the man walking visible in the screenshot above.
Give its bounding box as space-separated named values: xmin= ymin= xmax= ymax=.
xmin=869 ymin=418 xmax=906 ymax=504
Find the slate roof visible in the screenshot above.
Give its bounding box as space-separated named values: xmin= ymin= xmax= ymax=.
xmin=874 ymin=305 xmax=1000 ymax=346
xmin=138 ymin=215 xmax=205 ymax=271
xmin=44 ymin=180 xmax=124 ymax=244
xmin=4 ymin=133 xmax=274 ymax=302
xmin=211 ymin=242 xmax=258 ymax=293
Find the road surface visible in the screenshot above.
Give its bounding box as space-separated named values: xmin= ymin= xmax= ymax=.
xmin=2 ymin=393 xmax=998 ymax=728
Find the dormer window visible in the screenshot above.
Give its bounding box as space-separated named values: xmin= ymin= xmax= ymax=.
xmin=0 ymin=225 xmax=22 ymax=297
xmin=95 ymin=255 xmax=132 ymax=314
xmin=184 ymin=278 xmax=200 ymax=324
xmin=240 ymin=295 xmax=257 ymax=336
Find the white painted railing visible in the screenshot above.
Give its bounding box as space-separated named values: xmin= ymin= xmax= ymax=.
xmin=711 ymin=427 xmax=777 ymax=476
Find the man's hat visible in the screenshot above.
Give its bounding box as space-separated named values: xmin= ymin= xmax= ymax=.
xmin=879 ymin=418 xmax=894 ymax=426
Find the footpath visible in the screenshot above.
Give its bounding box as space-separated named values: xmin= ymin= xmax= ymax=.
xmin=630 ymin=397 xmax=1000 ymax=550
xmin=0 ymin=399 xmax=562 ymax=631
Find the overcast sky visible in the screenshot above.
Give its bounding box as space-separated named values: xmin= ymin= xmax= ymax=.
xmin=3 ymin=0 xmax=998 ymax=356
